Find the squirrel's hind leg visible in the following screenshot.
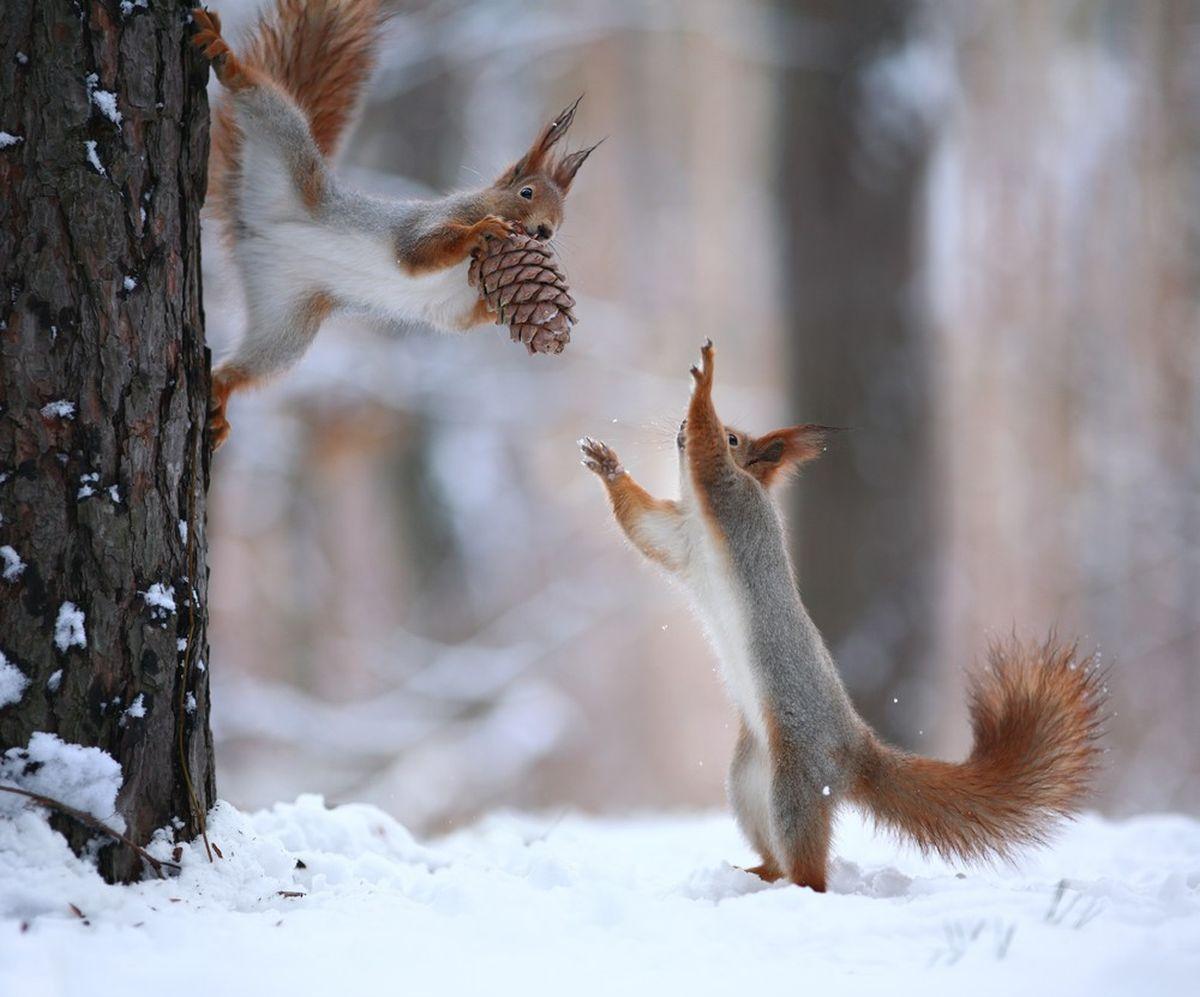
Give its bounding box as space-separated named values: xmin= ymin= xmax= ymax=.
xmin=730 ymin=722 xmax=785 ymax=882
xmin=208 ymin=291 xmax=336 ymax=450
xmin=770 ymin=777 xmax=832 ymax=893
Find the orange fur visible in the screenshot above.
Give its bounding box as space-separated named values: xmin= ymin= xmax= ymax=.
xmin=198 ymin=1 xmax=384 ymax=230
xmin=685 ymin=340 xmax=731 ymax=499
xmin=604 ymin=476 xmax=684 ymax=571
xmin=401 ymin=215 xmax=523 ymax=277
xmin=849 ymin=635 xmax=1107 ymax=863
xmin=740 ymin=425 xmax=835 ymax=487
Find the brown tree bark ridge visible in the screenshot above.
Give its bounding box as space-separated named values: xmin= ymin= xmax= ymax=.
xmin=0 ymin=0 xmax=215 ymax=881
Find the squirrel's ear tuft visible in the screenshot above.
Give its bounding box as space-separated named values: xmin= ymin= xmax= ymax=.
xmin=552 ymin=139 xmax=604 ymax=193
xmin=496 ymin=96 xmax=584 ymax=186
xmin=746 ymin=425 xmax=838 ymax=486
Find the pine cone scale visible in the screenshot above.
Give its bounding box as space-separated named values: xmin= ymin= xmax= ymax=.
xmin=469 ymin=232 xmax=577 ymax=355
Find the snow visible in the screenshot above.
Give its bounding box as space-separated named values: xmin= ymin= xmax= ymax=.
xmin=0 ymin=733 xmax=125 ymax=833
xmin=46 ymin=670 xmax=62 ymax=694
xmin=0 ymin=798 xmax=1196 ymax=996
xmin=53 ymin=602 xmax=86 ymax=652
xmin=0 ymin=545 xmax=25 ymax=582
xmin=0 ymin=651 xmax=29 ymax=708
xmin=86 ymin=74 xmax=122 ymax=126
xmin=122 ymin=275 xmax=137 ymax=291
xmin=0 ymin=132 xmax=22 ymax=149
xmin=141 ymin=582 xmax=177 ymax=617
xmin=39 ymin=399 xmax=74 ymax=419
xmin=120 ymin=694 xmax=146 ymax=726
xmin=77 ymin=471 xmax=99 ymax=499
xmin=84 ymin=140 xmax=106 ymax=177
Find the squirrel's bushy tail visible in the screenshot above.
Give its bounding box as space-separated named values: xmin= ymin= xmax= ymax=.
xmin=208 ymin=0 xmax=386 ymax=223
xmin=848 ymin=636 xmax=1107 ymax=863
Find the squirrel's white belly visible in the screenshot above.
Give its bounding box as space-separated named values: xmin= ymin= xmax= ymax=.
xmin=249 ymin=216 xmax=477 ymax=331
xmin=683 ymin=520 xmax=768 ymax=743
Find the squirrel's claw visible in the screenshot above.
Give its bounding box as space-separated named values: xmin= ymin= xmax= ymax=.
xmin=579 ymin=436 xmax=623 ymax=481
xmin=691 ymin=339 xmax=715 ymax=390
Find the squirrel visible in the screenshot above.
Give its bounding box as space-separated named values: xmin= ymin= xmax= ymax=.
xmin=190 ymin=1 xmax=599 ymax=447
xmin=580 ymin=340 xmax=1107 ymax=892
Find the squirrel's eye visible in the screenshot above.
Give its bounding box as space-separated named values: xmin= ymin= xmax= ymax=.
xmin=519 ymin=186 xmax=534 ymax=200
xmin=727 ymin=433 xmax=739 ymax=447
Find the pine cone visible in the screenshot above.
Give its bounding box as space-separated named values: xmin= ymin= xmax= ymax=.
xmin=468 ymin=233 xmax=576 ymax=355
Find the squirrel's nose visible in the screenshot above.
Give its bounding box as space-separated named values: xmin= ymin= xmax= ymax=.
xmin=536 ymin=224 xmax=553 ymax=240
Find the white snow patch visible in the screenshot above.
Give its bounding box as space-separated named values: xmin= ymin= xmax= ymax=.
xmin=46 ymin=669 xmax=63 ymax=693
xmin=141 ymin=582 xmax=176 ymax=617
xmin=120 ymin=694 xmax=146 ymax=726
xmin=0 ymin=731 xmax=124 ymax=832
xmin=53 ymin=602 xmax=86 ymax=651
xmin=120 ymin=0 xmax=148 ymax=16
xmin=185 ymin=692 xmax=197 ymax=714
xmin=177 ymin=519 xmax=188 ymax=544
xmin=0 ymin=545 xmax=25 ymax=582
xmin=0 ymin=132 xmax=23 ymax=149
xmin=107 ymin=484 xmax=120 ymax=503
xmin=85 ymin=74 xmax=122 ymax=126
xmin=122 ymin=275 xmax=137 ymax=291
xmin=84 ymin=140 xmax=106 ymax=176
xmin=0 ymin=651 xmax=29 ymax=708
xmin=15 ymin=52 xmax=28 ymax=66
xmin=40 ymin=400 xmax=75 ymax=419
xmin=77 ymin=472 xmax=99 ymax=499
xmin=0 ymin=802 xmax=1197 ymax=995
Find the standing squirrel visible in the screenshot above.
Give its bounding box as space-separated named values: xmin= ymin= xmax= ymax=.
xmin=191 ymin=1 xmax=599 ymax=447
xmin=580 ymin=341 xmax=1106 ymax=892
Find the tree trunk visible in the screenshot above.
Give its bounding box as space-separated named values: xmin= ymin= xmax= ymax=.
xmin=777 ymin=0 xmax=937 ymax=743
xmin=0 ymin=0 xmax=214 ymax=882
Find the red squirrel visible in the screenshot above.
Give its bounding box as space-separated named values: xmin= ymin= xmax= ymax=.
xmin=581 ymin=340 xmax=1107 ymax=891
xmin=191 ymin=1 xmax=599 ymax=447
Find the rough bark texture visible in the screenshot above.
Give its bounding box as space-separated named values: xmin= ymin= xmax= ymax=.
xmin=778 ymin=0 xmax=937 ymax=744
xmin=0 ymin=0 xmax=214 ymax=882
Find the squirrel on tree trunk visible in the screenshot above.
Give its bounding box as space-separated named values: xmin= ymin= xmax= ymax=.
xmin=580 ymin=340 xmax=1107 ymax=892
xmin=191 ymin=0 xmax=599 ymax=447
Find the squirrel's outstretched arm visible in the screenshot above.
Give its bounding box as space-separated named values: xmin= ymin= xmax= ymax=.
xmin=580 ymin=438 xmax=688 ymax=573
xmin=400 ymin=215 xmax=524 ymax=276
xmin=684 ymin=340 xmax=753 ymax=512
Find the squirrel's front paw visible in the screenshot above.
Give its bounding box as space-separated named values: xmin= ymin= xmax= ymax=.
xmin=471 ymin=215 xmax=523 ymax=249
xmin=690 ymin=338 xmax=715 ymax=392
xmin=579 ymin=437 xmax=624 ymax=481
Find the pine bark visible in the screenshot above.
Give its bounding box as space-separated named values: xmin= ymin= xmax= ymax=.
xmin=0 ymin=0 xmax=214 ymax=881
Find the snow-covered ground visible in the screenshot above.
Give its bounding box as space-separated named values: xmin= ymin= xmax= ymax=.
xmin=1 ymin=796 xmax=1197 ymax=997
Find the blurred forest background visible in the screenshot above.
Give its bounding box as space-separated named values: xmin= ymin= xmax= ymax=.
xmin=201 ymin=0 xmax=1200 ymax=833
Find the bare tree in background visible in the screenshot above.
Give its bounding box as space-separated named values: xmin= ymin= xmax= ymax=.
xmin=778 ymin=0 xmax=937 ymax=743
xmin=0 ymin=0 xmax=214 ymax=881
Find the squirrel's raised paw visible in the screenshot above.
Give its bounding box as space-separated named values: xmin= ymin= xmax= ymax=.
xmin=579 ymin=437 xmax=623 ymax=481
xmin=690 ymin=338 xmax=715 ymax=391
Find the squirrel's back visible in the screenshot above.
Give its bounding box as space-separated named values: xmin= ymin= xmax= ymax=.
xmin=208 ymin=0 xmax=386 ymax=228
